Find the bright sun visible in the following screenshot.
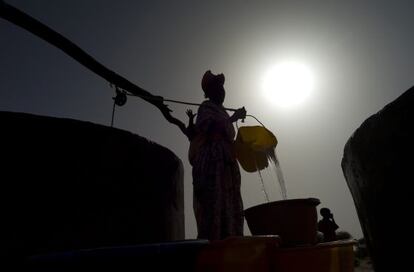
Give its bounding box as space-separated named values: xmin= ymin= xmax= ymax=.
xmin=262 ymin=62 xmax=314 ymax=108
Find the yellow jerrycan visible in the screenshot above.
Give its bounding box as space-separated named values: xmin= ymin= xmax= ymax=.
xmin=235 ymin=126 xmax=278 ymax=172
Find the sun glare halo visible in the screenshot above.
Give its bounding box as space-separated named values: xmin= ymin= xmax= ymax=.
xmin=262 ymin=62 xmax=314 ymax=108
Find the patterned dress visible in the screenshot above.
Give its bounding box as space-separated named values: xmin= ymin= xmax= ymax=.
xmin=189 ymin=100 xmax=244 ymax=240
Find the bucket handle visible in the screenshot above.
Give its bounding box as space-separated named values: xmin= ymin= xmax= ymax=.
xmin=236 ymin=114 xmax=267 ymax=129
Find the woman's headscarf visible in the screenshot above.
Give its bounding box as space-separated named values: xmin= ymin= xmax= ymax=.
xmin=201 ymin=70 xmax=225 ymax=97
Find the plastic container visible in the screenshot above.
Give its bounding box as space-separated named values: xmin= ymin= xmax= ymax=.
xmin=244 ymin=198 xmax=320 ymax=246
xmin=271 ymin=240 xmax=357 ymax=272
xmin=235 ymin=126 xmax=278 ymax=172
xmin=195 ymin=236 xmax=355 ymax=272
xmin=195 ymin=236 xmax=281 ymax=272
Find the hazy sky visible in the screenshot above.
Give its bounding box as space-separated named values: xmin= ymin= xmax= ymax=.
xmin=1 ymin=0 xmax=413 ymax=240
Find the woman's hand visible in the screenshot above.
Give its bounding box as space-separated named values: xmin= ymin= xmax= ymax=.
xmin=230 ymin=107 xmax=246 ymax=123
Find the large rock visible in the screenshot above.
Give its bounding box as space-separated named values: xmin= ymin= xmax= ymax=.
xmin=341 ymin=86 xmax=414 ymax=271
xmin=0 ymin=111 xmax=184 ymax=262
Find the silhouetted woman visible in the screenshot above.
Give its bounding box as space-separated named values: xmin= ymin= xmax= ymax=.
xmin=189 ymin=70 xmax=246 ymax=240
